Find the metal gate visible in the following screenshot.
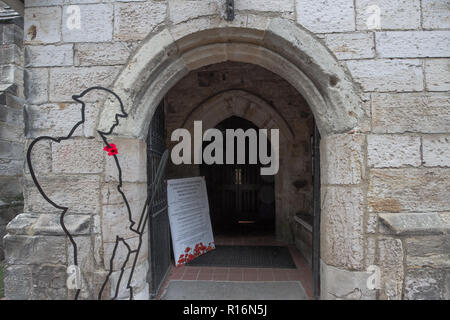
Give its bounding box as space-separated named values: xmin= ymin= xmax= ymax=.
xmin=146 ymin=101 xmax=171 ymax=298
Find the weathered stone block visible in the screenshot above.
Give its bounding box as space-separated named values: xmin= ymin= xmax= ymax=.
xmin=346 ymin=59 xmax=423 ymax=92
xmin=105 ymin=138 xmax=147 ymax=183
xmin=32 ymin=264 xmax=66 ymax=289
xmin=109 ymin=259 xmax=148 ymax=299
xmin=379 ymin=212 xmax=448 ymax=235
xmin=367 ymin=135 xmax=421 ymax=168
xmin=133 ymin=283 xmax=149 ymax=300
xmin=24 ymin=140 xmax=52 ymax=175
xmin=68 ymin=236 xmax=94 ymax=272
xmin=4 ymin=265 xmax=33 ymax=300
xmin=425 ymin=59 xmax=450 ymax=91
xmin=37 ymin=214 xmax=91 ymax=236
xmin=1 ymin=65 xmax=23 ymax=88
xmin=376 ymin=31 xmax=450 ymax=58
xmin=407 ymin=254 xmax=450 ymax=269
xmin=0 ymin=176 xmax=22 ymax=199
xmin=24 ymin=68 xmax=48 ymax=104
xmin=32 ymin=287 xmax=68 ymax=300
xmin=49 ymin=66 xmax=120 ymax=102
xmin=296 ymin=0 xmax=355 ymax=33
xmin=368 ymin=168 xmax=450 ymax=213
xmin=372 ymin=93 xmax=450 ymax=133
xmin=237 ymin=0 xmax=294 ymax=13
xmin=321 ymin=32 xmax=375 ymax=60
xmin=4 ymin=234 xmax=66 ymax=265
xmin=101 ymin=199 xmax=146 ymax=243
xmin=5 ymin=212 xmax=38 ymax=235
xmin=320 ymin=134 xmax=365 ymax=185
xmin=114 ymin=2 xmax=167 ymax=41
xmin=26 ymin=0 xmax=104 ymax=6
xmin=74 ymin=269 xmax=110 ymax=300
xmin=0 ymin=44 xmax=22 ymax=64
xmin=405 ymin=267 xmax=446 ymax=300
xmin=422 ymin=0 xmax=450 ymax=29
xmin=0 ymin=202 xmax=22 ymax=224
xmin=0 ymin=159 xmax=22 ymax=176
xmin=364 ymin=236 xmax=376 ymax=268
xmin=320 ymin=261 xmax=376 ymax=300
xmin=168 ymin=0 xmax=220 ymax=25
xmin=101 ymin=182 xmax=147 ymax=205
xmin=62 ymin=4 xmax=113 ymax=43
xmin=25 ymin=44 xmax=73 ymax=67
xmin=405 ymin=235 xmax=450 ymax=257
xmin=0 ymin=140 xmax=22 ymax=160
xmin=24 ymin=7 xmax=61 ymax=44
xmin=169 ymin=15 xmax=264 ymax=52
xmin=25 ymin=0 xmax=64 ymax=6
xmin=83 ymin=101 xmax=103 ymax=138
xmin=24 ymin=175 xmax=100 ymax=214
xmin=1 ymin=91 xmax=24 ymax=109
xmin=355 ymin=0 xmax=421 ymax=30
xmin=2 ymin=23 xmax=24 ymax=46
xmin=52 ymin=138 xmax=104 ymax=174
xmin=25 ymin=102 xmax=99 ymax=138
xmin=103 ymin=233 xmax=148 ymax=271
xmin=378 ymin=238 xmax=404 ymax=300
xmin=182 ymin=43 xmax=227 ymax=71
xmin=92 ymin=233 xmax=102 ymax=269
xmin=31 ymin=264 xmax=68 ymax=300
xmin=0 ymin=104 xmax=23 ymax=124
xmin=74 ymin=42 xmax=132 ymax=66
xmin=366 ymin=213 xmax=378 ymax=234
xmin=439 ymin=212 xmax=450 ymax=226
xmin=0 ymin=65 xmax=17 ymax=85
xmin=321 ymin=186 xmax=365 ymax=270
xmin=0 ymin=121 xmax=24 ymax=143
xmin=423 ymin=135 xmax=450 ymax=167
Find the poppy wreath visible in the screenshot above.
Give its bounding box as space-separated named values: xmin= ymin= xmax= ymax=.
xmin=176 ymin=242 xmax=215 ymax=266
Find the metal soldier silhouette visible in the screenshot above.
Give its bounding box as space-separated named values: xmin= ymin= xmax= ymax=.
xmin=27 ymin=86 xmax=167 ymax=300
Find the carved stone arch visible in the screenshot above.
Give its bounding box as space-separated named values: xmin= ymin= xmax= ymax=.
xmin=181 ymin=89 xmax=295 ymax=142
xmin=97 ymin=16 xmax=364 ymax=139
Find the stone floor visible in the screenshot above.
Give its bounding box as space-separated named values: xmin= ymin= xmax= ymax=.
xmin=161 ymin=280 xmax=308 ymax=300
xmin=156 ymin=234 xmax=314 ymax=300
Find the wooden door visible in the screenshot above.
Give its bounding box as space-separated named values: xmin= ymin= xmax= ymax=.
xmin=201 ymin=116 xmax=275 ymax=233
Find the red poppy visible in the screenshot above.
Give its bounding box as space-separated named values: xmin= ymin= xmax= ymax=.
xmin=104 ymin=143 xmax=118 ymax=156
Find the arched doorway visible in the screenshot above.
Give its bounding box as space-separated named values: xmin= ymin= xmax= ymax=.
xmin=200 ymin=116 xmax=276 ymax=236
xmin=159 ymin=61 xmax=316 ymax=298
xmin=96 ymin=16 xmax=366 ymax=300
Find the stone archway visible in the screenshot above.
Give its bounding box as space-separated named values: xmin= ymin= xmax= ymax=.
xmin=181 ymin=89 xmax=294 ymax=140
xmin=97 ymin=17 xmax=364 ymax=139
xmin=178 ymin=89 xmax=295 ymax=242
xmin=95 ymin=15 xmax=368 ymax=299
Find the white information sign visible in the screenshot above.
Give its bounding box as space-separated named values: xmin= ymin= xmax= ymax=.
xmin=167 ymin=176 xmax=215 ymax=266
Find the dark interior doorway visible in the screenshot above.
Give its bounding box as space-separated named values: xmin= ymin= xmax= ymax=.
xmin=200 ymin=116 xmax=276 ymax=237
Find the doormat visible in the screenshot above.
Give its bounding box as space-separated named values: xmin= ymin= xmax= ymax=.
xmin=185 ymin=245 xmax=296 ymax=269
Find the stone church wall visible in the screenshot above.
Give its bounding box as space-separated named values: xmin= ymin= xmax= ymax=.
xmin=0 ymin=6 xmax=24 ymax=261
xmin=1 ymin=0 xmax=449 ymax=300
